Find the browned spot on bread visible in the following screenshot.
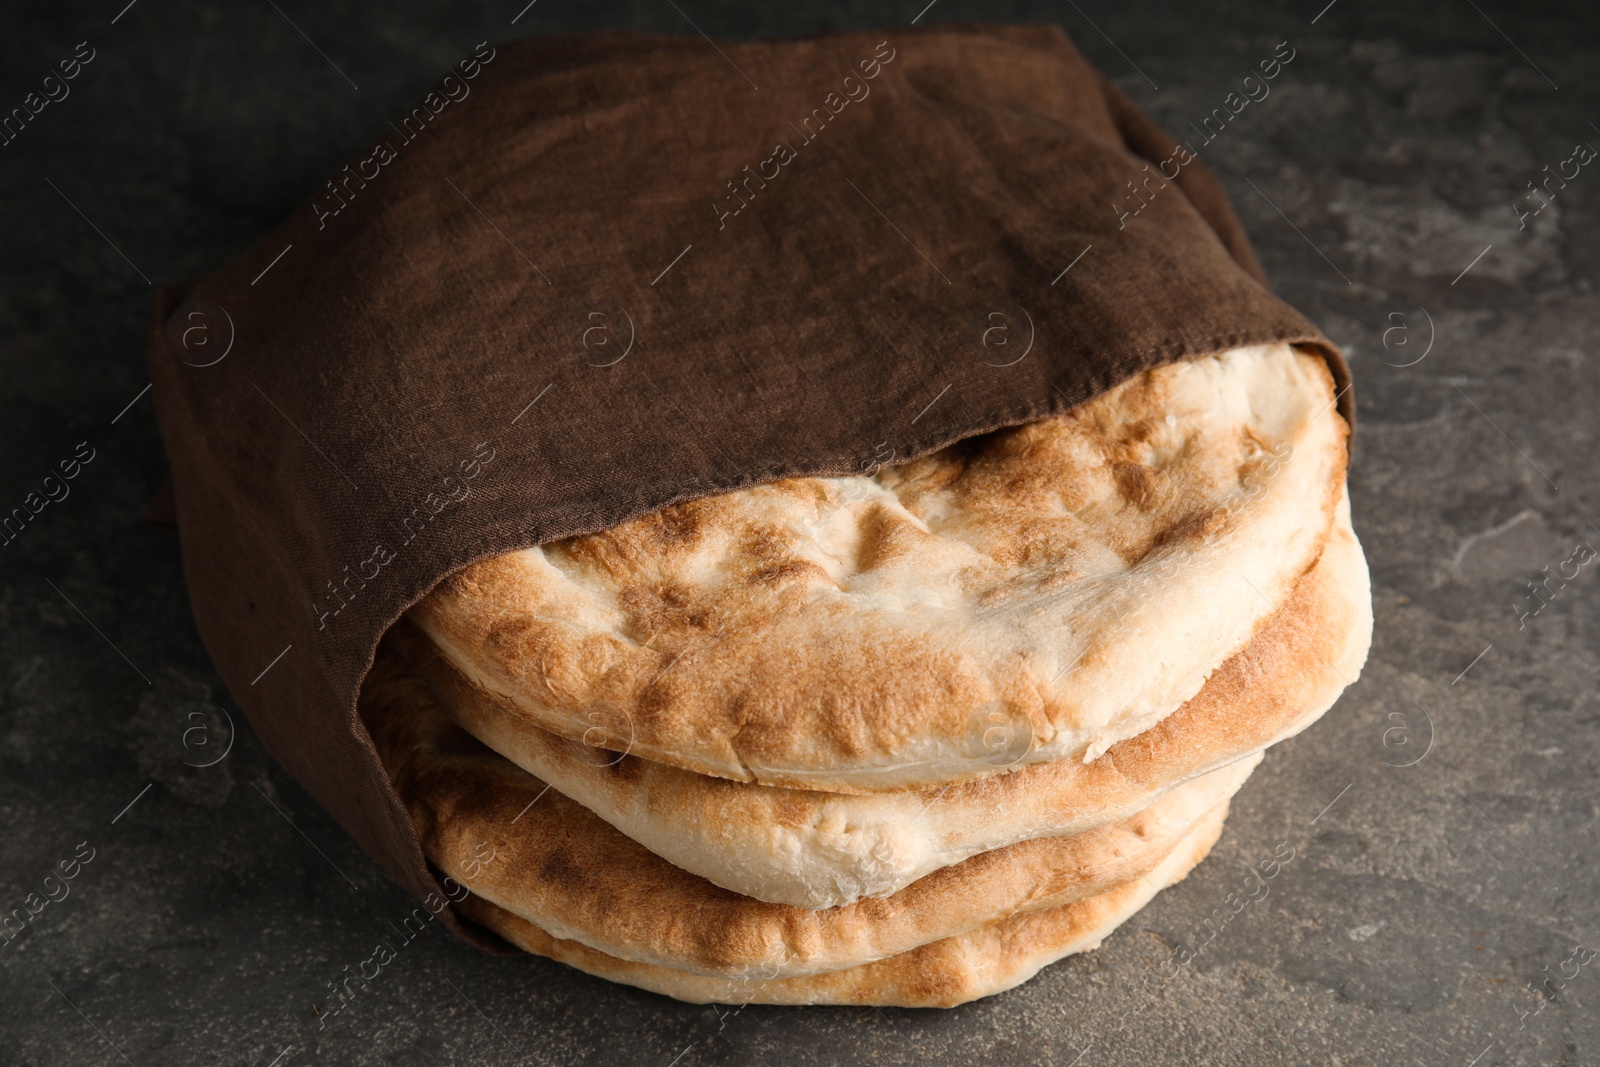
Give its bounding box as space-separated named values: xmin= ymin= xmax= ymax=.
xmin=630 ymin=502 xmax=709 ymax=553
xmin=554 ymin=531 xmax=641 ymax=582
xmin=735 ymin=522 xmax=800 ymax=570
xmin=855 ymin=505 xmax=930 ymax=573
xmin=597 ymin=751 xmax=645 ymax=785
xmin=768 ymin=794 xmax=811 ymax=829
xmin=533 ymin=844 xmax=588 ymax=894
xmin=618 ymin=583 xmax=716 ymax=644
xmin=1152 ymin=503 xmax=1230 ymax=552
xmin=746 ymin=558 xmax=833 ymax=588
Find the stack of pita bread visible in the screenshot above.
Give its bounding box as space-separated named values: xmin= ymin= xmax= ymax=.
xmin=360 ymin=343 xmax=1370 ymax=1007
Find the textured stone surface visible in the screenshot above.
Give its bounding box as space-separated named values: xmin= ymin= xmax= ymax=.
xmin=2 ymin=2 xmax=1597 ymax=1064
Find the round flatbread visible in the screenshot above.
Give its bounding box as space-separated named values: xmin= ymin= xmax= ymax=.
xmin=362 ymin=653 xmax=1254 ymax=979
xmin=456 ymin=802 xmax=1227 ymax=1007
xmin=409 ymin=343 xmax=1348 ymax=791
xmin=393 ymin=487 xmax=1368 ymax=907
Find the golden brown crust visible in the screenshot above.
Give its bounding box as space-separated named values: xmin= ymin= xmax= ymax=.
xmin=407 ymin=344 xmax=1349 ymax=791
xmin=387 ymin=496 xmax=1369 ymax=908
xmin=361 ymin=642 xmax=1254 ymax=978
xmin=455 ymin=803 xmax=1227 ymax=1007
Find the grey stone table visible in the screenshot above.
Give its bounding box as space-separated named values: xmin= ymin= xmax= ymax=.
xmin=2 ymin=1 xmax=1596 ymax=1064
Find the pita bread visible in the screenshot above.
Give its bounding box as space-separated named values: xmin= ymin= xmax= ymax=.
xmin=457 ymin=802 xmax=1226 ymax=1007
xmin=408 ymin=343 xmax=1348 ymax=792
xmin=362 ymin=641 xmax=1256 ymax=978
xmin=391 ymin=490 xmax=1368 ymax=908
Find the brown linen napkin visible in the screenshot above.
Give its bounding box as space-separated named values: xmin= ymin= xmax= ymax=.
xmin=146 ymin=23 xmax=1349 ymax=944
